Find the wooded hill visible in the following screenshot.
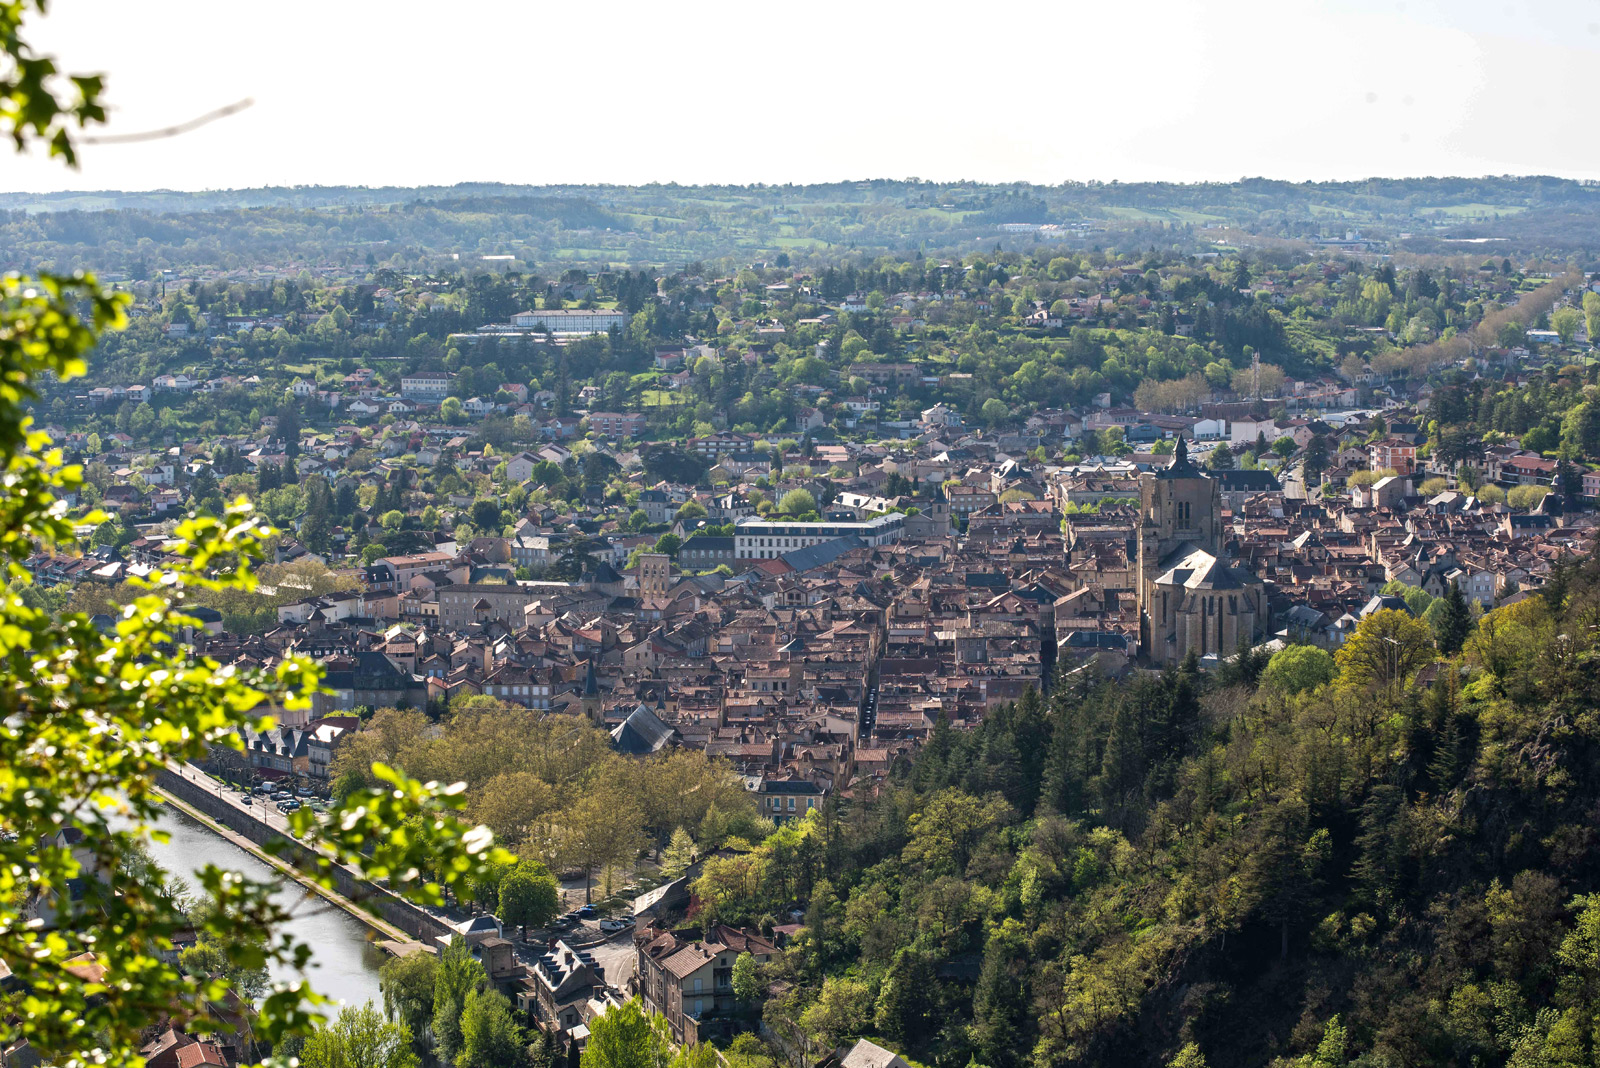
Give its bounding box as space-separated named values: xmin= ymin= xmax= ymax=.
xmin=693 ymin=558 xmax=1600 ymax=1068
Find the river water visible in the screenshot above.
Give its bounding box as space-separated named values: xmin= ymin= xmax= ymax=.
xmin=139 ymin=803 xmax=386 ymax=1010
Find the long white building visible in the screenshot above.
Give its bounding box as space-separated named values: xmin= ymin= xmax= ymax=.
xmin=400 ymin=371 xmax=453 ymax=400
xmin=734 ymin=514 xmax=904 ymax=560
xmin=509 ymin=309 xmax=628 ymax=336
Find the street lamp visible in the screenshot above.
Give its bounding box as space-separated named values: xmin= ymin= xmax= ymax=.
xmin=1380 ymin=635 xmax=1401 ymax=688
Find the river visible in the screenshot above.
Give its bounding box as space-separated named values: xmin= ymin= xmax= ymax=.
xmin=138 ymin=803 xmax=386 ymax=1010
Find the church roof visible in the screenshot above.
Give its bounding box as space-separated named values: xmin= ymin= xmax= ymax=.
xmin=1154 ymin=436 xmax=1204 ymax=480
xmin=611 ymin=703 xmax=677 ymax=755
xmin=1154 ymin=543 xmax=1257 ymax=591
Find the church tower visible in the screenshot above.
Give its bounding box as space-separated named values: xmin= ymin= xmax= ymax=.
xmin=1137 ymin=437 xmax=1235 ymax=663
xmin=637 ymin=552 xmax=671 ymax=599
xmin=1137 ymin=437 xmax=1222 ymax=574
xmin=578 ymin=658 xmax=602 ymax=725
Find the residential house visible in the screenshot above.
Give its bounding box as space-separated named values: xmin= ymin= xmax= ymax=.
xmin=635 ymin=925 xmax=777 ymax=1044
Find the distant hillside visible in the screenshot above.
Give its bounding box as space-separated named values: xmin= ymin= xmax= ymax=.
xmin=0 ymin=177 xmax=1595 ymax=274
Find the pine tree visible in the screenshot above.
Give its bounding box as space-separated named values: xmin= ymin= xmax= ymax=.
xmin=874 ymin=950 xmax=937 ymax=1051
xmin=1248 ymin=802 xmax=1323 ymax=960
xmin=1427 ymin=708 xmax=1462 ymax=792
xmin=1353 ymin=784 xmax=1407 ymax=910
xmin=915 ymin=713 xmax=955 ymax=791
xmin=974 ymin=730 xmax=1022 ymax=809
xmin=1424 ymin=668 xmax=1466 ymax=792
xmin=971 ymin=920 xmax=1031 ymax=1068
xmin=1433 ymin=580 xmax=1472 ymax=655
xmin=1097 ymin=701 xmax=1146 ymax=828
xmin=1009 ymin=687 xmax=1050 ymax=812
xmin=661 ymin=826 xmax=697 ymax=876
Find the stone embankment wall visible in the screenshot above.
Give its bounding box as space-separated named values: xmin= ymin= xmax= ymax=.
xmin=155 ymin=769 xmax=454 ymax=943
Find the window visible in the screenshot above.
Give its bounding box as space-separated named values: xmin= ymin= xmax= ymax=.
xmin=693 ymin=977 xmax=702 ymax=993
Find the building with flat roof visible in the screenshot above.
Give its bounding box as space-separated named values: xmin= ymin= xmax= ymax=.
xmin=509 ymin=309 xmax=628 ymax=336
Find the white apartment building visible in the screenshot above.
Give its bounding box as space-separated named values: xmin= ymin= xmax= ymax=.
xmin=509 ymin=309 xmax=628 ymax=336
xmin=400 ymin=371 xmax=454 ymax=400
xmin=734 ymin=514 xmax=904 ymax=560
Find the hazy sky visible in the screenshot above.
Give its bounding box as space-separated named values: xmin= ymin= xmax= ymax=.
xmin=9 ymin=0 xmax=1597 ymax=192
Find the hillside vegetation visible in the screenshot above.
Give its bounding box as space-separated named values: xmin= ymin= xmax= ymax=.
xmin=701 ymin=560 xmax=1600 ymax=1068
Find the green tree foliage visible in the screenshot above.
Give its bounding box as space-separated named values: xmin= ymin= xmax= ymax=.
xmin=177 ymin=936 xmax=268 ymax=1000
xmin=732 ymin=951 xmax=762 ymax=1004
xmin=1432 ymin=580 xmax=1474 ymax=655
xmin=380 ymin=952 xmax=437 ymax=1041
xmin=1262 ymin=644 xmax=1337 ymax=694
xmin=798 ymin=976 xmax=873 ymax=1052
xmin=0 ymin=28 xmax=509 ymax=1064
xmin=300 ymin=1003 xmax=418 ymax=1068
xmin=1507 ymin=484 xmax=1549 ymax=509
xmin=457 ymin=988 xmax=527 ymax=1068
xmin=874 ymin=950 xmax=937 ymax=1050
xmin=904 ymin=789 xmax=1013 ymax=875
xmin=432 ymin=937 xmax=487 ymax=1064
xmin=583 ymin=997 xmax=665 ymax=1068
xmin=1552 ymin=306 xmax=1582 ymax=345
xmin=778 ymin=488 xmax=818 ymax=516
xmin=660 ymin=826 xmax=698 ymax=876
xmin=499 ymin=861 xmax=561 ymax=939
xmin=1334 ymin=608 xmax=1435 ymax=691
xmin=972 ymin=919 xmax=1031 ymax=1068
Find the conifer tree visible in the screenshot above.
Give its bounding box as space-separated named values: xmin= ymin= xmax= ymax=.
xmin=1433 ymin=580 xmax=1472 ymax=655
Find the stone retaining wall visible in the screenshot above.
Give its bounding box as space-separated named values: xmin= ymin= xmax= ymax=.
xmin=155 ymin=769 xmax=454 ymax=943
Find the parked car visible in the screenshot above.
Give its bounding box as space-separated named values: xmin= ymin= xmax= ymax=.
xmin=241 ymin=796 xmax=252 ymax=806
xmin=296 ymin=787 xmax=314 ymax=798
xmin=577 ymin=905 xmax=596 ymax=918
xmin=599 ymin=918 xmax=632 ymax=933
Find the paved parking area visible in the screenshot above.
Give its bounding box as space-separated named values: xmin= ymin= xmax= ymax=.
xmin=585 ymin=928 xmax=638 ymax=987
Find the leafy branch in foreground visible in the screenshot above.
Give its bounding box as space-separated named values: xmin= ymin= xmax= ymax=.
xmin=0 ymin=21 xmax=510 ymax=1061
xmin=0 ymin=1 xmax=106 ymax=165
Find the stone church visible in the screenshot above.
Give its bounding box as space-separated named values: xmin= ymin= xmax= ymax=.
xmin=1136 ymin=438 xmax=1266 ymax=666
